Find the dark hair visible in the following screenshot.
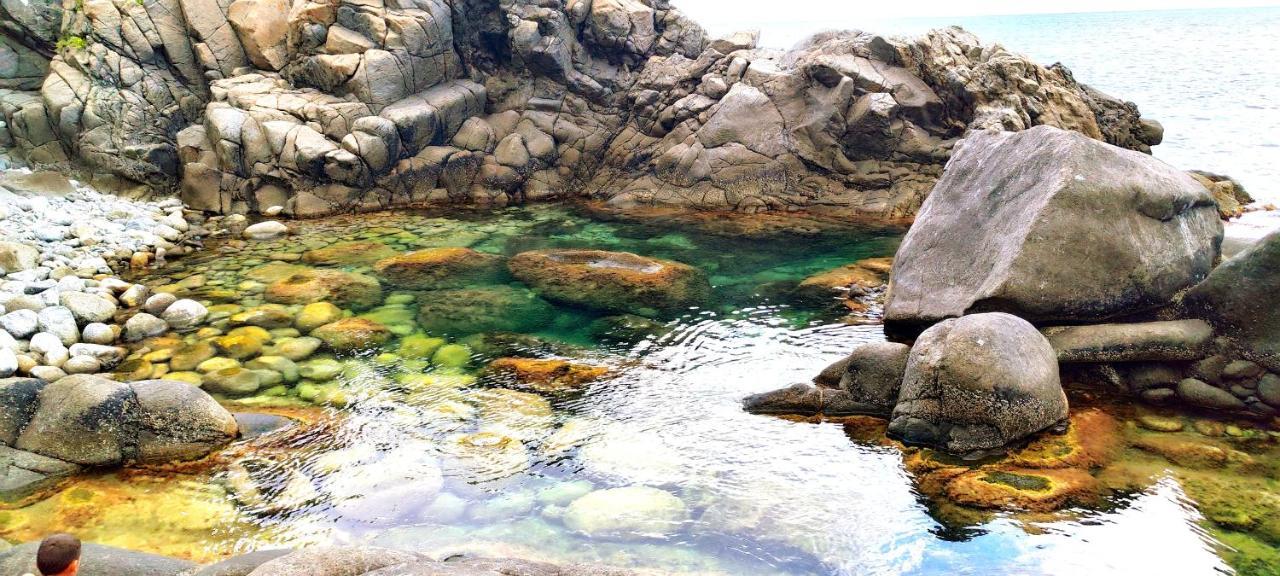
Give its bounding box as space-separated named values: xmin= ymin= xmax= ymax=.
xmin=36 ymin=534 xmax=80 ymax=575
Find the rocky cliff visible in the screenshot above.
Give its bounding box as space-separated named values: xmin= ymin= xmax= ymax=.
xmin=0 ymin=0 xmax=1162 ymax=218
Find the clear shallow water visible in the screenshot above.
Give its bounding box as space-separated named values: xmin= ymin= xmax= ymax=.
xmin=2 ymin=205 xmax=1274 ymax=574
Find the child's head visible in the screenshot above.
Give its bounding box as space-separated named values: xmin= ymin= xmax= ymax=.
xmin=36 ymin=534 xmax=81 ymax=576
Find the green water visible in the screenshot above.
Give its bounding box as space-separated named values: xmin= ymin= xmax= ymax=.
xmin=3 ymin=205 xmax=1278 ymax=575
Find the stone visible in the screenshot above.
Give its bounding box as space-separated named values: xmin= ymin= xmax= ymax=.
xmin=0 ymin=242 xmax=38 ymax=273
xmin=741 ymin=382 xmax=875 ymax=417
xmin=265 ymin=269 xmax=383 ymax=310
xmin=1222 ymin=360 xmax=1264 ymax=380
xmin=67 ymin=344 xmax=126 ymax=368
xmin=508 ymin=249 xmax=711 ymax=317
xmin=885 ymin=126 xmax=1221 ymax=330
xmin=562 ymin=486 xmax=689 ymax=539
xmin=81 ymin=323 xmax=116 ymax=345
xmin=227 ymin=0 xmax=290 ymax=70
xmin=59 ymin=292 xmax=117 ymax=324
xmin=36 ymin=306 xmax=79 ymax=346
xmin=837 ymin=342 xmax=910 ymax=416
xmin=124 ymin=313 xmax=169 ymax=341
xmin=0 ymin=445 xmax=80 ymax=504
xmin=1257 ymin=374 xmax=1280 ymax=407
xmin=13 ymin=375 xmax=234 ymax=465
xmin=294 ymin=302 xmax=344 ymax=333
xmin=416 ymin=286 xmax=555 ymax=337
xmin=130 ymin=379 xmax=240 ymax=462
xmin=272 ymin=337 xmax=323 ymax=361
xmin=245 ymin=356 xmax=299 ymax=383
xmin=162 ymin=299 xmax=210 ymax=330
xmin=298 ymin=358 xmax=342 ymax=382
xmin=243 ymin=221 xmax=290 ymax=240
xmin=144 ymin=293 xmax=179 ymax=315
xmin=63 ymin=355 xmax=102 ymax=374
xmin=1044 ymin=320 xmax=1215 ymax=363
xmin=372 ymin=247 xmax=503 ymax=290
xmin=310 ymin=318 xmax=393 ymax=352
xmin=242 ymin=547 xmax=423 ymax=576
xmin=231 ymin=306 xmax=294 ymax=329
xmin=0 ymin=309 xmax=37 ymax=339
xmin=485 ymin=358 xmax=611 ymax=394
xmin=203 ymin=367 xmax=264 ymax=396
xmin=302 ymin=241 xmax=397 ymax=267
xmin=1175 ymin=378 xmax=1246 ymax=411
xmin=888 ymin=313 xmax=1068 ymax=456
xmin=0 ymin=349 xmax=15 ymax=378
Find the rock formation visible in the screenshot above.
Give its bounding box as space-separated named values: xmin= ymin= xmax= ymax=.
xmin=0 ymin=0 xmax=1161 ymax=218
xmin=884 ymin=125 xmax=1221 ymax=331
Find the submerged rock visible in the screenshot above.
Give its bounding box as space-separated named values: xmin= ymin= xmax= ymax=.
xmin=562 ymin=486 xmax=689 ymax=540
xmin=508 ymin=249 xmax=711 ymax=317
xmin=303 ymin=241 xmax=399 ymax=267
xmin=265 ymin=269 xmax=383 ymax=310
xmin=485 ymin=358 xmax=612 ymax=394
xmin=885 ymin=126 xmax=1222 ymax=331
xmin=311 ymin=318 xmax=393 ymax=353
xmin=416 ymin=286 xmax=554 ymax=337
xmin=372 ymin=247 xmax=504 ymax=290
xmin=888 ymin=313 xmax=1068 ymax=456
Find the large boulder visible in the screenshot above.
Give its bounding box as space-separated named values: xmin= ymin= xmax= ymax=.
xmin=1043 ymin=319 xmax=1214 ymax=363
xmin=9 ymin=375 xmax=237 ymax=466
xmin=508 ymin=250 xmax=711 ymax=317
xmin=1184 ymin=229 xmax=1280 ymax=372
xmin=888 ymin=313 xmax=1068 ymax=456
xmin=885 ymin=126 xmax=1222 ymax=331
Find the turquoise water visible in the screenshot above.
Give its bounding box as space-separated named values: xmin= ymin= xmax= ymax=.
xmin=8 ymin=206 xmax=1272 ymax=574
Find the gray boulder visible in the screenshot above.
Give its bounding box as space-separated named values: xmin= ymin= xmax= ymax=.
xmin=837 ymin=342 xmax=910 ymax=416
xmin=244 ymin=547 xmax=424 ymax=576
xmin=1184 ymin=228 xmax=1280 ymax=372
xmin=885 ymin=126 xmax=1222 ymax=330
xmin=0 ymin=542 xmax=196 ymax=576
xmin=888 ymin=313 xmax=1068 ymax=456
xmin=742 ymin=382 xmax=881 ymax=417
xmin=1043 ymin=319 xmax=1214 ymax=363
xmin=12 ymin=375 xmax=237 ymax=466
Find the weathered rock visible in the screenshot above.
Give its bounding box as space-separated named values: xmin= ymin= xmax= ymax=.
xmin=885 ymin=126 xmax=1221 ymax=330
xmin=1043 ymin=320 xmax=1214 ymax=363
xmin=243 ymin=547 xmax=423 ymax=576
xmin=227 ymin=0 xmax=290 ymax=71
xmin=131 ymin=379 xmax=240 ymax=462
xmin=837 ymin=341 xmax=910 ymax=416
xmin=265 ymin=269 xmax=382 ymax=310
xmin=742 ymin=382 xmax=882 ymax=417
xmin=1184 ymin=229 xmax=1280 ymax=372
xmin=372 ymin=247 xmax=503 ymax=290
xmin=509 ymin=250 xmax=710 ymax=317
xmin=888 ymin=313 xmax=1068 ymax=456
xmin=0 ymin=242 xmax=38 ymax=273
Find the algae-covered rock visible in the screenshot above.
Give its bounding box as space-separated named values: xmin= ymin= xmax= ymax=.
xmin=311 ymin=318 xmax=393 ymax=353
xmin=372 ymin=247 xmax=504 ymax=290
xmin=485 ymin=358 xmax=612 ymax=394
xmin=562 ymin=486 xmax=690 ymax=539
xmin=508 ymin=249 xmax=711 ymax=317
xmin=230 ymin=306 xmax=295 ymax=329
xmin=416 ymin=286 xmax=555 ymax=337
xmin=265 ymin=269 xmax=382 ymax=310
xmin=303 ymin=241 xmax=399 ymax=266
xmin=294 ymin=302 xmax=344 ymax=333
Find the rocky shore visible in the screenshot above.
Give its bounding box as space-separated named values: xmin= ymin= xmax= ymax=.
xmin=748 ymin=126 xmax=1280 ymax=454
xmin=1 ymin=0 xmax=1163 ymax=218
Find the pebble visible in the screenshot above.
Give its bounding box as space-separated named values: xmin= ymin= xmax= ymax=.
xmin=28 ymin=365 xmax=66 ymax=381
xmin=124 ymin=313 xmax=168 ymax=341
xmin=63 ymin=355 xmax=102 ymax=374
xmin=0 ymin=309 xmax=38 ymax=338
xmin=0 ymin=348 xmax=16 ymax=377
xmin=162 ymin=299 xmax=209 ymax=330
xmin=243 ymin=221 xmax=289 ymax=240
xmin=1137 ymin=413 xmax=1185 ymax=432
xmin=144 ymin=293 xmax=178 ymax=315
xmin=81 ymin=323 xmax=116 ymax=345
xmin=35 ymin=306 xmax=79 ymax=346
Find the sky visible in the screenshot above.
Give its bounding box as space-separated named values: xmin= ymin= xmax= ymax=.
xmin=675 ymin=0 xmax=1280 ymax=46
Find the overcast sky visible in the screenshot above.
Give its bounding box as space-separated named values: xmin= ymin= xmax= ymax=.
xmin=675 ymin=0 xmax=1280 ymax=46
